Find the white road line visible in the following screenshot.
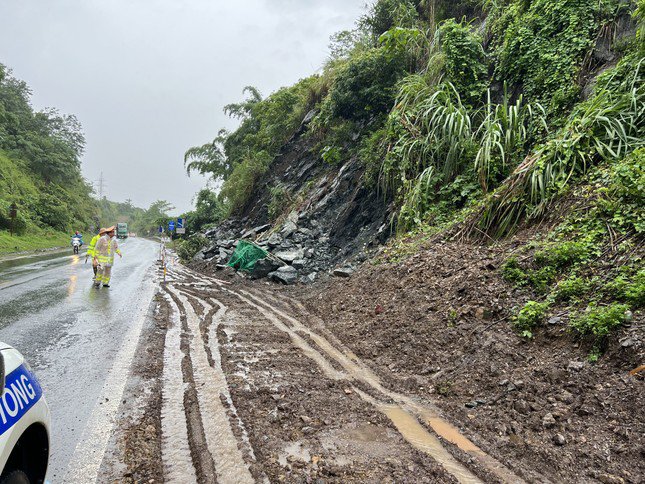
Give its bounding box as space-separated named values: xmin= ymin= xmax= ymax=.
xmin=63 ymin=277 xmax=156 ymax=483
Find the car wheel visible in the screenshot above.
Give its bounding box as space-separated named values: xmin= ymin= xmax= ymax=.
xmin=0 ymin=470 xmax=30 ymax=484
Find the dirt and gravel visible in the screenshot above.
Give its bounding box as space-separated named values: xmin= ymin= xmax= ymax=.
xmin=101 ymin=238 xmax=642 ymax=483
xmin=296 ymin=237 xmax=644 ymax=484
xmin=99 ymin=293 xmax=166 ymax=483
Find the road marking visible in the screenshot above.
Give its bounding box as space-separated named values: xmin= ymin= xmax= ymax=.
xmin=63 ymin=276 xmax=156 ymax=483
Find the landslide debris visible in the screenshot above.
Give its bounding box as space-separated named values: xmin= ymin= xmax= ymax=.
xmin=296 ymin=235 xmax=644 ymax=484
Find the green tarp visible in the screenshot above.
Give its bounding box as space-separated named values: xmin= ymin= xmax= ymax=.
xmin=227 ymin=240 xmax=268 ymax=272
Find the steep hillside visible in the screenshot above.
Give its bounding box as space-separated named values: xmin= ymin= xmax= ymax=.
xmin=0 ymin=64 xmax=98 ymax=235
xmin=185 ymin=0 xmax=643 ymax=278
xmin=174 ymin=1 xmax=645 ymax=481
xmin=0 ymin=63 xmax=177 ymax=249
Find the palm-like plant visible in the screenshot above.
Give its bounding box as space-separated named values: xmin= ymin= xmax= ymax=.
xmin=475 ymin=90 xmax=546 ymax=192
xmin=383 ymin=80 xmax=473 ymax=194
xmin=384 ymin=75 xmax=545 ymax=231
xmin=184 ymin=129 xmax=231 ymax=180
xmin=464 ymin=57 xmax=644 ymax=239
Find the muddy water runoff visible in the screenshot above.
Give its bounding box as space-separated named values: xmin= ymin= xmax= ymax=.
xmin=171 ymin=266 xmax=524 ymax=484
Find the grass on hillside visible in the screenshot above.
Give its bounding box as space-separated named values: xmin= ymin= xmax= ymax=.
xmin=0 ymin=230 xmax=71 ymax=255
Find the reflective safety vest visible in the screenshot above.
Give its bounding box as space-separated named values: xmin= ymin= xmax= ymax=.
xmin=87 ymin=234 xmax=101 ymax=257
xmin=95 ymin=235 xmax=121 ymax=266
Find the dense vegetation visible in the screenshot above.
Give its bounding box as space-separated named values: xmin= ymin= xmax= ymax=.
xmin=0 ymin=64 xmax=94 ymax=236
xmin=187 ymin=0 xmax=643 ymax=234
xmin=185 ymin=0 xmax=643 ymax=352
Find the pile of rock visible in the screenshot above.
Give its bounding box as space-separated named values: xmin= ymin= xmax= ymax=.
xmin=193 ymin=212 xmax=355 ymax=285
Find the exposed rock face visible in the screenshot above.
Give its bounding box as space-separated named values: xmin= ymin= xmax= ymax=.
xmin=192 ymin=129 xmax=392 ymax=284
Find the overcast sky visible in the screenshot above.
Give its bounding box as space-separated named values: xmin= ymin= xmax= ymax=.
xmin=0 ymin=0 xmax=366 ymax=214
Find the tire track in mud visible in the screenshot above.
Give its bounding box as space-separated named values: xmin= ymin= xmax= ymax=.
xmin=159 ymin=292 xmax=199 ymax=482
xmin=164 ymin=260 xmax=532 ymax=482
xmin=163 ymin=289 xmax=218 ymax=483
xmin=186 ymin=268 xmax=526 ymax=484
xmin=166 ymin=285 xmax=255 ymax=484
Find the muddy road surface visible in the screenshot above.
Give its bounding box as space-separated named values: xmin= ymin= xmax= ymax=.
xmin=101 ymin=257 xmax=534 ymax=483
xmin=0 ymin=238 xmax=158 ymax=482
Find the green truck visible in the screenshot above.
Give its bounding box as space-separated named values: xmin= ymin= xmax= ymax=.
xmin=116 ymin=222 xmax=128 ymax=239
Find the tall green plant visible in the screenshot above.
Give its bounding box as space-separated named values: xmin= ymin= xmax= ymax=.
xmin=466 ymin=57 xmax=644 ymax=238
xmin=383 ymin=79 xmax=545 ymax=230
xmin=475 ymin=89 xmax=546 ymax=191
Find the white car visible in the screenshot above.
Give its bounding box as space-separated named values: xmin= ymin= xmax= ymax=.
xmin=0 ymin=343 xmax=50 ymax=484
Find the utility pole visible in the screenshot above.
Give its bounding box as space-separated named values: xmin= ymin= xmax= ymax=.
xmin=96 ymin=172 xmax=106 ymax=199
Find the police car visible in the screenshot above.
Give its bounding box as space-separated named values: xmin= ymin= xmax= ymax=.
xmin=0 ymin=343 xmax=50 ymax=484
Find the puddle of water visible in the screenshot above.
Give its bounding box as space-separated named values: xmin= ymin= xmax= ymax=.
xmin=344 ymin=387 xmax=482 ymax=484
xmin=232 ymin=287 xmax=526 ymax=484
xmin=381 ymin=405 xmax=482 ymax=484
xmin=278 ymin=442 xmax=311 ymax=467
xmin=344 ymin=423 xmax=391 ymax=443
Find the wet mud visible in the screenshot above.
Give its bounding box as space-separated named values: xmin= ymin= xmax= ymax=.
xmin=101 ymin=246 xmax=644 ymax=483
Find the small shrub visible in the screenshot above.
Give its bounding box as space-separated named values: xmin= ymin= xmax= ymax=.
xmin=587 ymin=346 xmax=602 ymax=363
xmin=605 ymin=268 xmax=645 ymax=308
xmin=268 ymin=185 xmax=291 ymax=221
xmin=435 ymin=380 xmax=453 ymax=396
xmin=534 ymin=240 xmax=592 ymax=269
xmin=176 ymin=234 xmax=208 ymax=262
xmin=569 ymin=303 xmax=629 ymax=338
xmin=528 ymin=266 xmax=557 ymax=293
xmin=327 ymin=47 xmax=406 ymax=121
xmin=502 ymin=257 xmax=529 ymax=285
xmin=625 ymin=270 xmax=645 ymax=308
xmin=514 ymin=300 xmax=549 ymax=332
xmin=552 ymin=275 xmax=592 ymax=302
xmin=321 ymin=145 xmax=343 ymax=165
xmin=220 ymin=151 xmax=271 ymax=214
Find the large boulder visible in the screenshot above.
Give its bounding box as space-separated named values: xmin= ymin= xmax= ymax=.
xmin=280 ymin=220 xmax=298 ymax=238
xmin=274 ymin=248 xmax=305 ymax=264
xmin=241 ymin=223 xmax=271 ymax=240
xmin=332 ymin=267 xmax=354 ymax=278
xmin=249 ymin=258 xmax=281 ymax=279
xmin=218 ymin=248 xmax=232 ymax=263
xmin=267 ymin=232 xmax=283 ymax=248
xmin=202 ymin=244 xmax=219 ymax=259
xmin=269 ymin=265 xmax=298 ymax=285
xmin=302 ymin=272 xmax=317 ymax=284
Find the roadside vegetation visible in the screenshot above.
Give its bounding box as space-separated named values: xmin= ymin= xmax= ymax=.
xmin=0 ymin=229 xmax=70 ymax=255
xmin=184 ymin=0 xmax=643 ymax=352
xmin=0 ymin=64 xmax=174 ymax=250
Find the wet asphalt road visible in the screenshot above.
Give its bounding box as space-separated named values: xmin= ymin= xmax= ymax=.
xmin=0 ymin=238 xmax=159 ymax=482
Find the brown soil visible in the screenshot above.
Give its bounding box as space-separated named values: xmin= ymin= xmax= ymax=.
xmin=295 ymin=237 xmax=644 ymax=484
xmin=199 ymin=285 xmax=455 ymax=483
xmin=102 ymin=240 xmax=642 ymax=483
xmin=100 ymin=292 xmax=166 ymax=483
